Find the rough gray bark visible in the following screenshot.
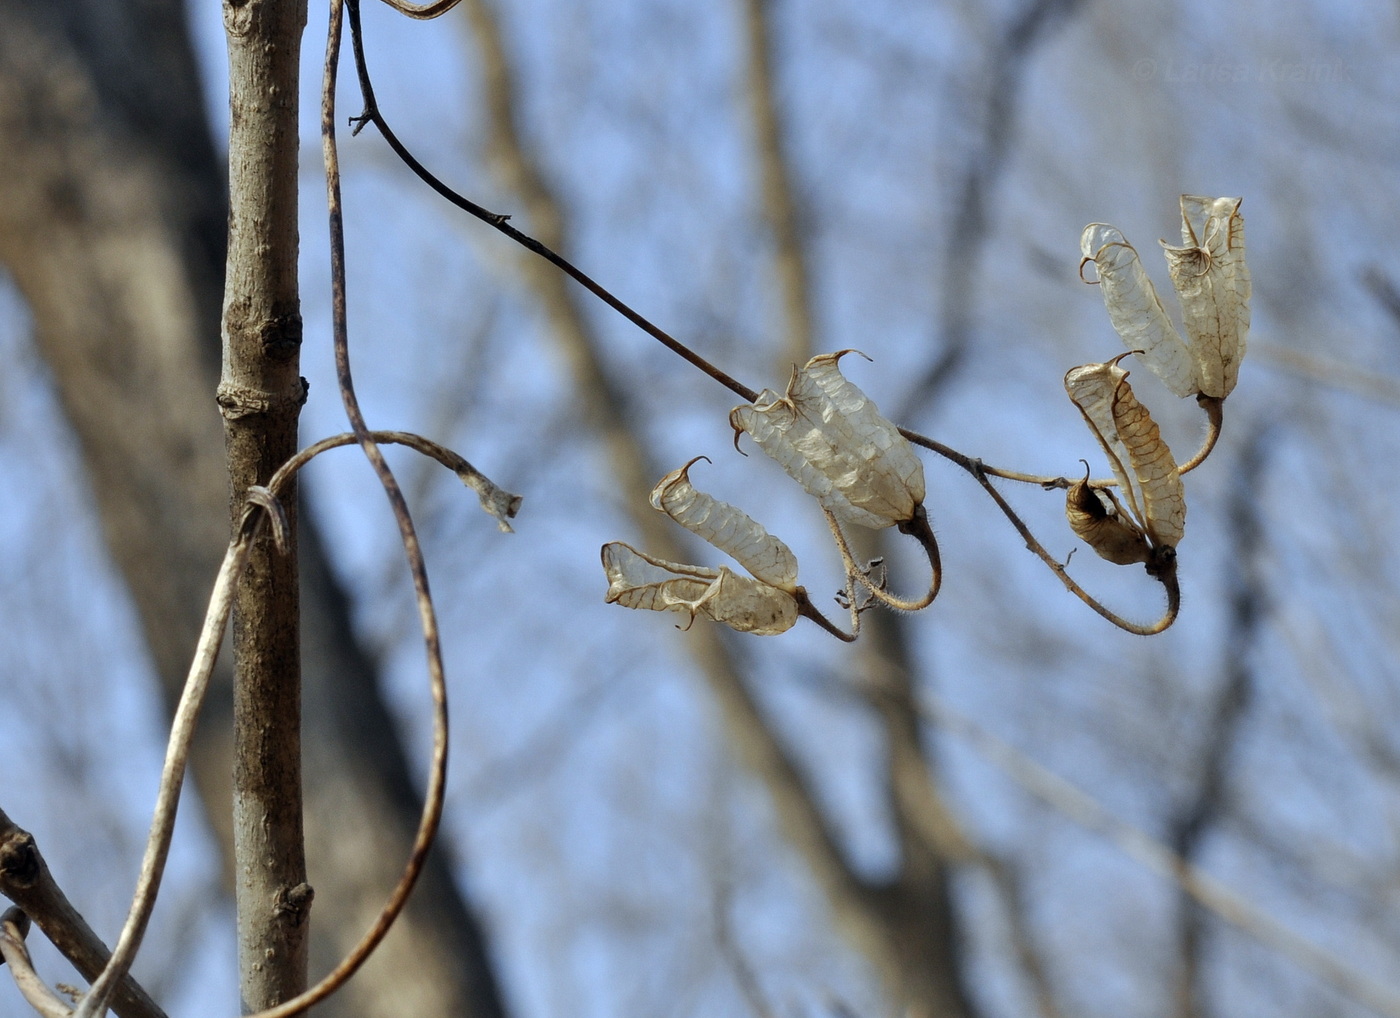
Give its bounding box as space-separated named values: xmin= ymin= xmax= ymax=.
xmin=0 ymin=1 xmax=509 ymax=1015
xmin=221 ymin=0 xmax=312 ymax=1007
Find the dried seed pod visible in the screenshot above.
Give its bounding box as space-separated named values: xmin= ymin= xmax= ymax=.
xmin=1081 ymin=224 xmax=1197 ymax=398
xmin=1065 ymin=467 xmax=1151 ymax=565
xmin=1065 ymin=357 xmax=1186 ymax=550
xmin=601 ymin=543 xmax=798 ymax=635
xmin=1161 ymin=196 xmax=1250 ymax=399
xmin=1081 ymin=196 xmax=1250 ymax=401
xmin=650 ymin=458 xmax=798 ymax=592
xmin=729 ymin=350 xmax=926 ymax=529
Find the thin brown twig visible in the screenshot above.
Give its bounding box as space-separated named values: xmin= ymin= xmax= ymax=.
xmin=825 ymin=506 xmax=942 ymax=613
xmin=962 ymin=457 xmax=1179 ymax=635
xmin=233 ymin=7 xmax=477 ymax=1015
xmin=344 ymin=0 xmax=758 ymax=404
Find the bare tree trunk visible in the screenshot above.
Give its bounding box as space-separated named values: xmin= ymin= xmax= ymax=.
xmin=0 ymin=2 xmax=509 ymax=1014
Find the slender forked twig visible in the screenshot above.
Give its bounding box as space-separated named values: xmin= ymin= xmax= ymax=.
xmin=967 ymin=460 xmax=1179 ymax=635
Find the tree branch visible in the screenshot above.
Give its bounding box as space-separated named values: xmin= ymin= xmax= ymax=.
xmin=0 ymin=812 xmax=167 ymax=1018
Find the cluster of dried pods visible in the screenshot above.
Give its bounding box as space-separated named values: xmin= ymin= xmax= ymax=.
xmin=603 ymin=196 xmax=1250 ymax=639
xmin=1068 ymin=195 xmax=1249 ymax=579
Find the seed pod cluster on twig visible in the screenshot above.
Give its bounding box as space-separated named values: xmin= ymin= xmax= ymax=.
xmin=603 ymin=355 xmax=934 ymax=638
xmin=1081 ymin=195 xmax=1250 ymax=400
xmin=1064 ymin=357 xmax=1185 ymax=577
xmin=600 ymin=196 xmax=1246 ymax=638
xmin=729 ymin=351 xmax=926 ymax=530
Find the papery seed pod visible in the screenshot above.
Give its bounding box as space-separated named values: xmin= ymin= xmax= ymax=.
xmin=1161 ymin=196 xmax=1250 ymax=399
xmin=1081 ymin=224 xmax=1197 ymax=398
xmin=729 ymin=351 xmax=926 ymax=529
xmin=1065 ymin=359 xmax=1137 ymax=507
xmin=601 ymin=542 xmax=798 ymax=635
xmin=1065 ymin=357 xmax=1186 ymax=549
xmin=1065 ymin=468 xmax=1151 ymax=565
xmin=1081 ymin=197 xmax=1251 ymax=402
xmin=1110 ymin=368 xmax=1186 ymax=548
xmin=650 ymin=458 xmax=798 ymax=591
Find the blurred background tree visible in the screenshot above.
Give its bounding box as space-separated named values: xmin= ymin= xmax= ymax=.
xmin=2 ymin=0 xmax=1399 ymax=1016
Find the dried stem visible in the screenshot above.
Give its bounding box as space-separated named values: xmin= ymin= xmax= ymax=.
xmin=824 ymin=507 xmax=942 ymax=613
xmin=73 ymin=522 xmax=258 ymax=1018
xmin=1176 ymin=394 xmax=1224 ymax=475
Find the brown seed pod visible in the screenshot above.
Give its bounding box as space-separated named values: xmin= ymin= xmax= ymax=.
xmin=601 ymin=543 xmax=799 ymax=636
xmin=1064 ymin=465 xmax=1151 ymax=565
xmin=1065 ymin=359 xmax=1186 ymax=554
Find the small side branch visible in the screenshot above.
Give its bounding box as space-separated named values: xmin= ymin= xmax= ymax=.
xmin=824 ymin=507 xmax=942 ymax=613
xmin=0 ymin=811 xmax=167 ymax=1018
xmin=967 ymin=461 xmax=1179 ymax=635
xmin=343 ymin=0 xmax=756 ymax=404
